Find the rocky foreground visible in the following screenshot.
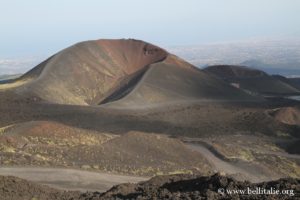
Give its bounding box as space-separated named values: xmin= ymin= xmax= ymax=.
xmin=0 ymin=174 xmax=299 ymax=200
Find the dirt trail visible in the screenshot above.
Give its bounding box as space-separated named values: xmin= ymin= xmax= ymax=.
xmin=185 ymin=143 xmax=279 ymax=182
xmin=0 ymin=167 xmax=147 ymax=192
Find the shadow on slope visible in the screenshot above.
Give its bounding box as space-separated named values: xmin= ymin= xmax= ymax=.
xmin=103 ymin=63 xmax=262 ymax=108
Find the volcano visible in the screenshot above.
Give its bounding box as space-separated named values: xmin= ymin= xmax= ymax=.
xmin=9 ymin=39 xmax=260 ymax=106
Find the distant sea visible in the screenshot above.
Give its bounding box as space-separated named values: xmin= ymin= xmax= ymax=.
xmin=287 ymin=96 xmax=300 ymax=101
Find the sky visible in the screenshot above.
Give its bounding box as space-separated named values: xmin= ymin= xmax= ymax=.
xmin=1 ymin=0 xmax=300 ymax=58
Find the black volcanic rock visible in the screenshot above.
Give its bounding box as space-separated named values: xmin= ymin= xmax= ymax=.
xmin=84 ymin=173 xmax=300 ymax=200
xmin=0 ymin=171 xmax=299 ymax=199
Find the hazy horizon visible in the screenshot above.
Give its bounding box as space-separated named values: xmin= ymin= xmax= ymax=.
xmin=1 ymin=0 xmax=300 ymax=75
xmin=1 ymin=37 xmax=300 ymax=76
xmin=1 ymin=0 xmax=300 ymax=57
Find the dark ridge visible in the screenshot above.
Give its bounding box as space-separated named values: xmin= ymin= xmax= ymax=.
xmin=98 ymin=54 xmax=168 ymax=105
xmin=204 ymin=65 xmax=268 ymax=79
xmin=97 ymin=173 xmax=300 ymax=200
xmin=99 ymin=66 xmax=149 ymax=105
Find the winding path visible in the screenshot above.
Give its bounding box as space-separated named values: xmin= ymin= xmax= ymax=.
xmin=0 ymin=167 xmax=147 ymax=192
xmin=185 ymin=143 xmax=279 ymax=182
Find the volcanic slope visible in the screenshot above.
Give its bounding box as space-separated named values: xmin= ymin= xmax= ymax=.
xmin=204 ymin=65 xmax=300 ymax=96
xmin=3 ymin=39 xmax=261 ymax=107
xmin=102 ymin=62 xmax=263 ymax=108
xmin=12 ymin=39 xmax=168 ymax=105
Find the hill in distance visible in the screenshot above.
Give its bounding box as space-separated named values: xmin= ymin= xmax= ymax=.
xmin=272 ymin=75 xmax=300 ymax=91
xmin=203 ymin=65 xmax=300 ymax=96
